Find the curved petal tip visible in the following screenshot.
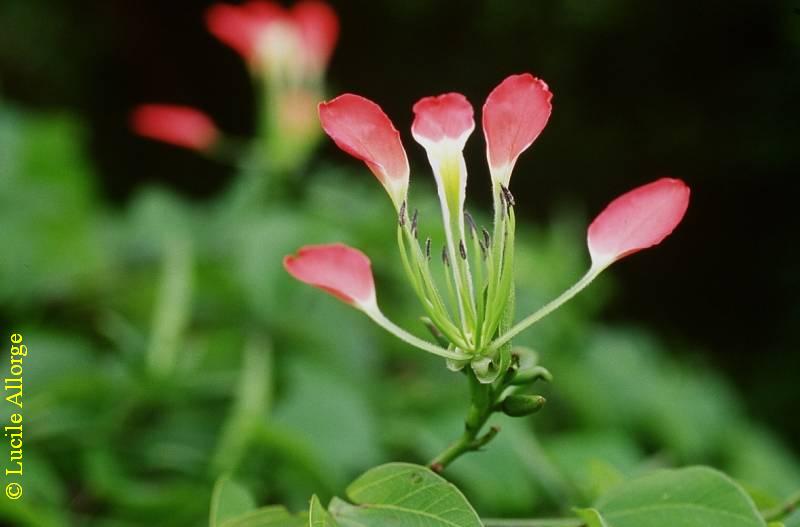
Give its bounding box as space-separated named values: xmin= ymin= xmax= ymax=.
xmin=318 ymin=94 xmax=409 ymax=205
xmin=588 ymin=178 xmax=690 ymax=268
xmin=284 ymin=243 xmax=377 ymax=309
xmin=482 ymin=73 xmax=552 ymax=186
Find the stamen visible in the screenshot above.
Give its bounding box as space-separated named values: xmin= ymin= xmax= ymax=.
xmin=425 ymin=237 xmax=432 ymax=260
xmin=398 ymin=200 xmax=407 ymax=226
xmin=464 ymin=211 xmax=477 ymax=236
xmin=459 ymin=240 xmax=467 ymax=260
xmin=411 ymin=208 xmax=419 ymax=238
xmin=441 ymin=246 xmax=450 ymax=267
xmin=501 ymin=185 xmax=515 ymax=208
xmin=482 ymin=227 xmax=491 ymax=248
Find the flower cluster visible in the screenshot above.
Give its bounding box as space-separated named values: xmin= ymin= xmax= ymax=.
xmin=285 ymin=73 xmax=690 ymax=382
xmin=130 ymin=1 xmax=338 ymax=170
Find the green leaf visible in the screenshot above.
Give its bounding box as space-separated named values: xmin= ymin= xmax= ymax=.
xmin=590 ymin=466 xmax=766 ymax=527
xmin=309 ymin=496 xmax=339 ymax=527
xmin=329 ymin=462 xmax=482 ymax=527
xmin=220 ymin=506 xmax=307 ymax=527
xmin=210 ymin=476 xmax=256 ymax=527
xmin=575 ymin=508 xmax=610 ymax=527
xmin=784 ymin=509 xmax=800 ymax=527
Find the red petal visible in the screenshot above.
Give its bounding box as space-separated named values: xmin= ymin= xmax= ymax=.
xmin=205 ymin=1 xmax=286 ymax=61
xmin=284 ymin=243 xmax=376 ymax=308
xmin=411 ymin=93 xmax=474 ymax=147
xmin=482 ymin=73 xmax=552 ymax=185
xmin=291 ymin=1 xmax=339 ymax=71
xmin=588 ymin=178 xmax=690 ymax=267
xmin=318 ymin=94 xmax=409 ymax=196
xmin=130 ymin=104 xmax=218 ymax=151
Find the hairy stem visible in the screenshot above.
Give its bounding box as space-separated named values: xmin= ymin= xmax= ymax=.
xmin=489 ymin=266 xmax=602 ymax=352
xmin=366 ymin=308 xmax=468 ymax=360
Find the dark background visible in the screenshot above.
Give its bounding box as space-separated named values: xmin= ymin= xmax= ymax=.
xmin=1 ymin=0 xmax=798 ymax=443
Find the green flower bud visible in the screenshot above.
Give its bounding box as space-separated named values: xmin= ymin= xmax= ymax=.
xmin=501 ymin=394 xmax=546 ymax=417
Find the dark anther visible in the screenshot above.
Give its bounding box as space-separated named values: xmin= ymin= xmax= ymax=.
xmin=425 ymin=237 xmax=432 ymax=260
xmin=482 ymin=227 xmax=491 ymax=248
xmin=459 ymin=240 xmax=467 ymax=260
xmin=411 ymin=208 xmax=419 ymax=238
xmin=441 ymin=246 xmax=450 ymax=267
xmin=501 ymin=185 xmax=515 ymax=207
xmin=398 ymin=200 xmax=407 ymax=226
xmin=464 ymin=211 xmax=477 ymax=235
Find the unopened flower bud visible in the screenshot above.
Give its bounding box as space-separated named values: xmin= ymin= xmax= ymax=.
xmin=501 ymin=395 xmax=546 ymax=417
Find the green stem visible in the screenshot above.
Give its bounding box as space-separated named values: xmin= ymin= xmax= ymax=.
xmin=146 ymin=236 xmax=193 ymax=378
xmin=482 ymin=519 xmax=584 ymax=527
xmin=763 ymin=490 xmax=800 ymax=521
xmin=429 ymin=374 xmax=498 ymax=471
xmin=488 ymin=265 xmax=603 ymax=353
xmin=366 ymin=307 xmax=468 ymax=360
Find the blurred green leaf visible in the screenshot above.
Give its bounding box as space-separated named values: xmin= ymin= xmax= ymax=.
xmin=545 ymin=430 xmax=643 ymax=503
xmin=0 ymin=108 xmax=106 ymax=305
xmin=272 ymin=357 xmax=382 ymax=487
xmin=575 ymin=507 xmax=609 ymax=527
xmin=784 ymin=510 xmax=800 ymax=527
xmin=220 ymin=505 xmax=307 ymax=527
xmin=309 ymin=496 xmax=338 ymax=527
xmin=588 ymin=466 xmax=766 ymax=527
xmin=210 ymin=476 xmax=256 ymax=527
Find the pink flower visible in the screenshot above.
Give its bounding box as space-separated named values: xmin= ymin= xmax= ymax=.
xmin=314 ymin=73 xmax=692 ymax=360
xmin=588 ymin=178 xmax=691 ymax=269
xmin=318 ymin=94 xmax=410 ymax=208
xmin=205 ymin=0 xmax=338 ymax=76
xmin=283 ymin=243 xmax=376 ymax=310
xmin=130 ymin=104 xmax=219 ymax=151
xmin=483 ymin=73 xmax=552 ymax=187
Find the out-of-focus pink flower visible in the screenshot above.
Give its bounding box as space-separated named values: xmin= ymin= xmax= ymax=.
xmin=291 ymin=1 xmax=339 ymax=72
xmin=205 ymin=0 xmax=338 ymax=76
xmin=130 ymin=104 xmax=219 ymax=151
xmin=587 ymin=178 xmax=690 ymax=268
xmin=283 ymin=243 xmax=376 ymax=309
xmin=318 ymin=94 xmax=409 ymax=208
xmin=278 ymin=89 xmax=319 ymax=136
xmin=482 ymin=73 xmax=552 ymax=187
